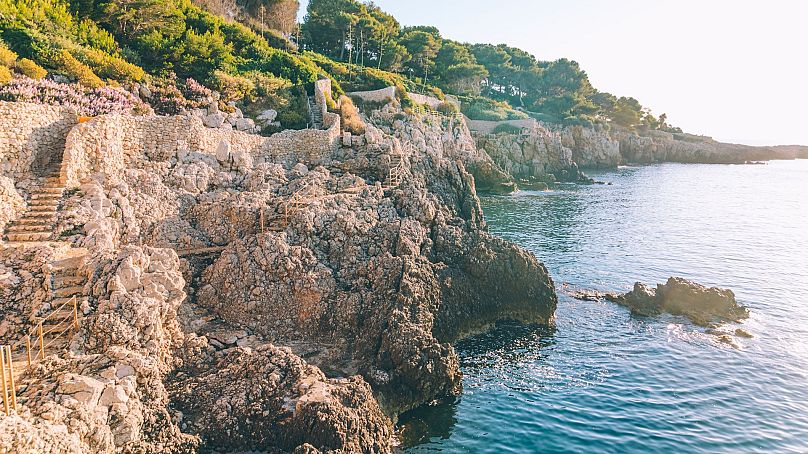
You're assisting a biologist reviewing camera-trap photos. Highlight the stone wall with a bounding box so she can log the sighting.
[61,112,342,187]
[464,117,546,135]
[59,79,341,187]
[408,92,445,109]
[0,101,78,181]
[348,87,397,104]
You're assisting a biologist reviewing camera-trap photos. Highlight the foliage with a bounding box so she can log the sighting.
[0,41,17,67]
[339,94,364,134]
[435,101,458,116]
[460,96,527,121]
[59,49,104,87]
[211,69,254,102]
[492,123,523,135]
[0,75,149,115]
[15,57,47,78]
[0,65,11,84]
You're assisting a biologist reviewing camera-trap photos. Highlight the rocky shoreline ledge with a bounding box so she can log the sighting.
[0,88,794,452]
[0,97,556,453]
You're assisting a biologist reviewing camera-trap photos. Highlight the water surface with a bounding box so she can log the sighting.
[402,160,808,453]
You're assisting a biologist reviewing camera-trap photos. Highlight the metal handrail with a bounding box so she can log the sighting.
[1,295,81,415]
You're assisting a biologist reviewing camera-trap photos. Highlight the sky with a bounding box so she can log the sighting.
[299,0,808,146]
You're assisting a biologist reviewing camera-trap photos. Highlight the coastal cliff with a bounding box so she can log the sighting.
[0,99,556,453]
[466,117,808,185]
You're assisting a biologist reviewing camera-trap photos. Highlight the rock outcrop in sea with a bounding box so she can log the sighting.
[606,277,750,327]
[0,94,557,453]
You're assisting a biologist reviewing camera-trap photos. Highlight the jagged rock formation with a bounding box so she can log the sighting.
[606,277,750,327]
[474,122,589,183]
[0,97,557,452]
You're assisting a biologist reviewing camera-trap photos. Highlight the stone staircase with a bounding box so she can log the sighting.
[308,95,323,130]
[42,252,88,338]
[3,168,64,243]
[386,153,405,188]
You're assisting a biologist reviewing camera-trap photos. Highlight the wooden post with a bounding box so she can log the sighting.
[0,346,8,416]
[26,337,31,367]
[260,209,265,234]
[6,346,15,411]
[72,297,79,330]
[38,322,44,360]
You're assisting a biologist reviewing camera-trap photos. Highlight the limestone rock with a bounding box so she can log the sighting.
[606,277,750,327]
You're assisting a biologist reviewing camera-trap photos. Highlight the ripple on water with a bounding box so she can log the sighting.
[402,161,808,453]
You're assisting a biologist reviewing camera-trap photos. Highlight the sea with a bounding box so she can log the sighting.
[401,159,808,453]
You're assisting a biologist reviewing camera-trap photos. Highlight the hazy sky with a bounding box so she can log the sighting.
[299,0,807,145]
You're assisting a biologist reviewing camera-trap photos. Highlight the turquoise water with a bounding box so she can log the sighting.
[402,160,808,453]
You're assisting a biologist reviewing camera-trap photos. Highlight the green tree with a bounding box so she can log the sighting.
[400,29,440,81]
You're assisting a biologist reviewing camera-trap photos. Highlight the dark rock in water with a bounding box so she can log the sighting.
[606,277,750,327]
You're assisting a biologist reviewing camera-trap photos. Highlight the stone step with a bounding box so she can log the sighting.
[31,193,62,200]
[4,232,52,242]
[38,187,65,195]
[25,210,58,217]
[6,224,52,233]
[12,217,55,226]
[51,256,87,270]
[29,205,58,212]
[53,285,84,298]
[53,274,85,287]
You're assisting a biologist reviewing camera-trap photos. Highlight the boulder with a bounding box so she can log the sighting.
[606,277,750,326]
[257,109,278,124]
[203,113,225,128]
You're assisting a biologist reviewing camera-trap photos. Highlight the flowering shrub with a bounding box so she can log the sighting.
[181,77,215,108]
[0,76,150,116]
[144,78,188,115]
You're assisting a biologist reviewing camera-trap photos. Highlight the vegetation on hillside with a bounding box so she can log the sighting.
[0,0,682,133]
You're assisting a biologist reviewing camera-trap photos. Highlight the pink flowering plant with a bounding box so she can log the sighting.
[0,76,151,116]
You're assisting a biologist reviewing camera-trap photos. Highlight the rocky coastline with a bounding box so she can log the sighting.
[0,98,556,453]
[469,118,808,189]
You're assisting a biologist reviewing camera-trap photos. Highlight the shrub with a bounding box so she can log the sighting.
[0,43,17,67]
[181,77,215,108]
[15,58,47,79]
[0,66,12,85]
[492,123,523,135]
[436,101,459,116]
[211,70,254,103]
[145,78,190,115]
[59,50,103,88]
[0,76,150,115]
[339,95,366,135]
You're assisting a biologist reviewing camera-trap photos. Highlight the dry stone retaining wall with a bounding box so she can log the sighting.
[464,117,542,135]
[0,101,78,181]
[348,87,397,104]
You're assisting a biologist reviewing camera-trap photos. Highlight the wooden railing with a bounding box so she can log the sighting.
[1,295,80,416]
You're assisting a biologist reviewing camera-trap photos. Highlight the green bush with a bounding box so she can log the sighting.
[436,101,459,115]
[0,43,17,67]
[15,58,47,79]
[59,49,103,88]
[492,123,523,135]
[211,70,255,103]
[70,46,145,82]
[339,95,366,134]
[0,65,12,84]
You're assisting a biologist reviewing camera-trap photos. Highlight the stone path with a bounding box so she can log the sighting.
[3,167,64,243]
[308,95,323,129]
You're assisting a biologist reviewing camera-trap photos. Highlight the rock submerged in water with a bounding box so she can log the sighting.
[605,277,749,327]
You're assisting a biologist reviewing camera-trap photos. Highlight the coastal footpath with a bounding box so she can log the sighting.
[0,91,556,453]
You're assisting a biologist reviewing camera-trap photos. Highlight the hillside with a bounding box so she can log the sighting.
[0,0,685,137]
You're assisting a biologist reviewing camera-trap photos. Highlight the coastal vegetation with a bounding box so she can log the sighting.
[0,0,682,133]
